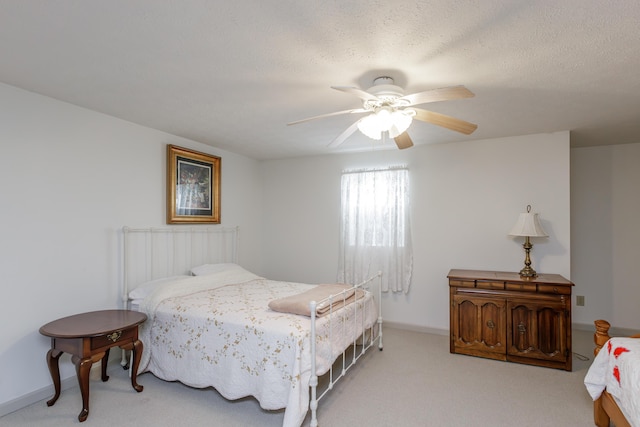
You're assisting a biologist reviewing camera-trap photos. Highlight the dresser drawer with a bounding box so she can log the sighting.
[537,284,571,295]
[476,280,504,290]
[505,282,537,292]
[91,327,136,350]
[450,279,475,288]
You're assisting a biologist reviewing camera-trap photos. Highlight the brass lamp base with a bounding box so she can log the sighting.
[519,236,538,278]
[519,265,537,278]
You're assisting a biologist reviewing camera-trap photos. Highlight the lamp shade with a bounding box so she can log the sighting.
[508,211,548,237]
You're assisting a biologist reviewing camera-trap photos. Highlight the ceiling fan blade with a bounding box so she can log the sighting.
[394,132,414,149]
[331,86,380,102]
[287,108,367,126]
[412,108,478,135]
[399,85,475,106]
[328,120,360,148]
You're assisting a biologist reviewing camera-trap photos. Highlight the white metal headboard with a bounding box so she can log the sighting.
[122,226,239,305]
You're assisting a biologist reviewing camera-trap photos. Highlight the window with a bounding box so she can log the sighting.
[337,167,413,293]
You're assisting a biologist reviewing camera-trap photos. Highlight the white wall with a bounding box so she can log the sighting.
[261,132,571,331]
[571,143,640,330]
[0,83,263,410]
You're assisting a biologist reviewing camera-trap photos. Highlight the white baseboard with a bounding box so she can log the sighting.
[383,321,449,336]
[0,360,116,417]
[572,322,595,332]
[385,321,636,338]
[0,375,76,417]
[573,321,639,337]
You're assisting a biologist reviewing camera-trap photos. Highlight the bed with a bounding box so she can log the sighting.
[121,226,383,427]
[584,319,640,427]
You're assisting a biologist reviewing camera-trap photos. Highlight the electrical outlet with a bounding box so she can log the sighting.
[576,295,585,306]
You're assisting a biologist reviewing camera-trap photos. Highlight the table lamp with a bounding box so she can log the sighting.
[508,205,548,277]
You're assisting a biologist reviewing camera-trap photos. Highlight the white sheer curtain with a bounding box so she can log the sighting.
[337,167,413,293]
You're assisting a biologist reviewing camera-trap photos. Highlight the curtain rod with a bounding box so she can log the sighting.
[342,165,408,174]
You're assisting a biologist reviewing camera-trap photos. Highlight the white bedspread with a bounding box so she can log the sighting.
[136,267,378,427]
[584,337,640,426]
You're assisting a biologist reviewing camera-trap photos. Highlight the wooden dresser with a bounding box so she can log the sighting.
[448,269,573,371]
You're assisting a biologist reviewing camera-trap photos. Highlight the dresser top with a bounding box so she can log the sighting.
[447,269,573,286]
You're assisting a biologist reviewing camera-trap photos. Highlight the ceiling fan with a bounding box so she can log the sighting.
[288,76,478,150]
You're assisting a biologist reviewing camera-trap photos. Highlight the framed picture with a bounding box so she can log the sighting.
[167,145,221,224]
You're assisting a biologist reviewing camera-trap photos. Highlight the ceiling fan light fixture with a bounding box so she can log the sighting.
[358,107,414,140]
[376,107,393,129]
[388,110,413,138]
[357,113,383,140]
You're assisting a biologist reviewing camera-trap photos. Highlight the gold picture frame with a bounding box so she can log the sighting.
[167,145,221,224]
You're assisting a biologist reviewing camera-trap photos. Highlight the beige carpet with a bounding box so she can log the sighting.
[0,327,596,427]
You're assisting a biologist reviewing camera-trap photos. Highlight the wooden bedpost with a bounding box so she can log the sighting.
[593,394,609,427]
[592,320,639,427]
[594,319,611,356]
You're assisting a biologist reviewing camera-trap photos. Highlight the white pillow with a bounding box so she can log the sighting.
[190,263,240,276]
[128,275,191,300]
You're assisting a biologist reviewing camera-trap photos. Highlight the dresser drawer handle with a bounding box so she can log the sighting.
[486,320,495,329]
[107,331,122,342]
[553,287,558,293]
[518,322,527,334]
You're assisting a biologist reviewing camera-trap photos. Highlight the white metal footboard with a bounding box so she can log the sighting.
[308,272,383,427]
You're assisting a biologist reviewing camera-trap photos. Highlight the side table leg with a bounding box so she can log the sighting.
[45,349,63,407]
[130,339,144,392]
[72,355,93,422]
[101,348,111,382]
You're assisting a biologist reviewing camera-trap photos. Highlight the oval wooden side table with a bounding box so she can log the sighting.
[39,309,147,422]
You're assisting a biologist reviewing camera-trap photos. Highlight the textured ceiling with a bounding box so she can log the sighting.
[1,1,639,159]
